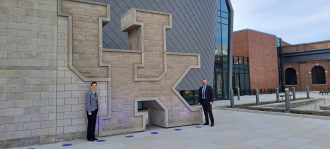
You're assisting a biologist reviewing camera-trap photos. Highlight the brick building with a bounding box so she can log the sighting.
[233,29,279,94]
[233,29,330,93]
[282,40,330,91]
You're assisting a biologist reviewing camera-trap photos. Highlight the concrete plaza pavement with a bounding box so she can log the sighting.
[14,91,330,149]
[215,91,324,107]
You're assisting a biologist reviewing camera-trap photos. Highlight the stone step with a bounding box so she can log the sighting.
[320,105,330,110]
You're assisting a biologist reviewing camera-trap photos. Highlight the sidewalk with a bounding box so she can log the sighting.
[15,92,330,149]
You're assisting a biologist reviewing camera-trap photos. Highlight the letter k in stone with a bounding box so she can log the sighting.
[100,9,203,134]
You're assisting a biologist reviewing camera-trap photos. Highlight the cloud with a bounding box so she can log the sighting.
[231,0,330,44]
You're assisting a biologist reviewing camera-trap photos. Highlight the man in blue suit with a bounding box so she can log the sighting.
[199,79,215,126]
[86,81,99,141]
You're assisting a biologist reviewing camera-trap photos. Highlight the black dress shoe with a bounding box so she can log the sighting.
[203,123,209,125]
[210,124,214,127]
[87,139,94,141]
[93,138,98,141]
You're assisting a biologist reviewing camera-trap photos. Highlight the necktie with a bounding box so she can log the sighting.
[202,86,206,99]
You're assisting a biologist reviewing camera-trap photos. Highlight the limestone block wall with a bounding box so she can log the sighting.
[56,15,108,141]
[0,0,109,147]
[60,0,109,79]
[0,0,58,147]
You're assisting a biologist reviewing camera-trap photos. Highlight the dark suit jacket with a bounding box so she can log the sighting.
[199,85,214,103]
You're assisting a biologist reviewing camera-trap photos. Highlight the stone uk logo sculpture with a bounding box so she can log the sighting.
[59,0,202,135]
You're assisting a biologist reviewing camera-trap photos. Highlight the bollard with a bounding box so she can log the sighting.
[306,86,310,99]
[314,101,317,110]
[292,87,296,100]
[237,87,240,101]
[285,88,290,112]
[276,88,279,103]
[255,88,260,105]
[230,89,234,108]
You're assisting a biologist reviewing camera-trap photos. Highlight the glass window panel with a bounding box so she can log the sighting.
[220,0,228,12]
[221,18,229,24]
[222,57,228,62]
[138,101,142,110]
[221,24,229,53]
[217,16,221,23]
[215,55,222,62]
[285,68,297,85]
[215,23,222,55]
[222,50,228,55]
[215,73,223,97]
[245,73,250,89]
[221,12,229,18]
[240,73,246,90]
[234,57,238,64]
[312,66,326,84]
[238,57,243,64]
[244,57,248,64]
[216,23,222,42]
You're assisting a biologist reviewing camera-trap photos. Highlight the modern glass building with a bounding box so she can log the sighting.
[181,0,234,103]
[214,0,234,100]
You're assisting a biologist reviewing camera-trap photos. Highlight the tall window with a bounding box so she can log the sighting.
[312,66,326,84]
[285,68,297,85]
[232,56,250,95]
[214,0,231,100]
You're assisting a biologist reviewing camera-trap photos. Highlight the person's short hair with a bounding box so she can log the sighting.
[91,81,97,86]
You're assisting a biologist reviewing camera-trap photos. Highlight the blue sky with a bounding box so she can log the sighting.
[231,0,330,44]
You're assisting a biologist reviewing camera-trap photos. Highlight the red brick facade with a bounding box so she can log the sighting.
[282,41,330,91]
[282,41,330,54]
[234,29,330,92]
[233,29,279,90]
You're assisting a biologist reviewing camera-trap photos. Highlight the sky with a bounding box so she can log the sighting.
[231,0,330,44]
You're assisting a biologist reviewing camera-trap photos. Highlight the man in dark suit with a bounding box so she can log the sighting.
[199,79,214,126]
